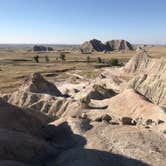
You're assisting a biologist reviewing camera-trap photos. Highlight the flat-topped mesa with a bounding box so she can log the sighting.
[20,72,62,96]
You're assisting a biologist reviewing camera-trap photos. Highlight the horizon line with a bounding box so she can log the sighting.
[0,42,165,45]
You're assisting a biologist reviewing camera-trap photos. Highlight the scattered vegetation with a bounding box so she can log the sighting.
[60,52,66,62]
[56,56,59,61]
[33,55,39,63]
[86,56,91,63]
[96,57,102,63]
[108,58,119,66]
[45,56,49,63]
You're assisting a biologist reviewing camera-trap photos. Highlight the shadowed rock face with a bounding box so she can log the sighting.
[0,98,58,165]
[90,39,106,52]
[0,161,31,166]
[0,98,50,136]
[0,129,57,165]
[80,39,106,53]
[105,40,133,51]
[74,84,117,101]
[51,148,150,166]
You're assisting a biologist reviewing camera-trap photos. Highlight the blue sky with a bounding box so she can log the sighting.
[0,0,166,44]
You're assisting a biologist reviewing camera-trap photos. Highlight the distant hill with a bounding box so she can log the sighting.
[33,45,54,52]
[105,40,133,51]
[80,39,134,53]
[0,44,80,49]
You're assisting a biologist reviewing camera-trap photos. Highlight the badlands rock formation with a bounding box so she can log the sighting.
[80,39,133,53]
[124,51,166,108]
[0,98,49,136]
[4,73,70,118]
[105,40,134,51]
[0,98,58,165]
[0,97,155,166]
[1,52,166,165]
[80,39,106,53]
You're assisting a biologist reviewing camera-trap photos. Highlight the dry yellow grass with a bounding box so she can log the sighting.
[0,46,165,93]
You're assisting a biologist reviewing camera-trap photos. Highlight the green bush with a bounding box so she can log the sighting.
[96,57,102,63]
[33,55,39,63]
[60,52,66,62]
[56,56,59,61]
[45,56,49,63]
[108,58,119,66]
[86,56,90,63]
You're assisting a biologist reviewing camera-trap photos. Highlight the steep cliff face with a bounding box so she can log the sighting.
[130,74,166,108]
[124,51,166,74]
[124,51,166,108]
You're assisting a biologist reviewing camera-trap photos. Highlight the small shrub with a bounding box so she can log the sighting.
[86,56,90,63]
[33,55,39,63]
[108,58,119,66]
[56,56,59,61]
[45,56,49,63]
[59,52,66,62]
[96,57,102,63]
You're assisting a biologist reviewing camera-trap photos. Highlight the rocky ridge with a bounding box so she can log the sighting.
[123,50,166,108]
[80,39,134,53]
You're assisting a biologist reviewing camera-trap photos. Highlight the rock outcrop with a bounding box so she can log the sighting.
[74,84,117,101]
[85,89,166,126]
[123,51,166,108]
[105,40,134,51]
[0,98,58,165]
[130,73,166,108]
[19,72,62,96]
[3,73,82,118]
[0,98,50,136]
[80,39,133,53]
[0,129,57,165]
[33,45,54,52]
[80,39,106,53]
[123,50,166,74]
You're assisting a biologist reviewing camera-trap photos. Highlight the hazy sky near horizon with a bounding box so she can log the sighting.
[0,0,166,44]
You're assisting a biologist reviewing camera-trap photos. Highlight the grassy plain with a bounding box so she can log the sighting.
[0,45,165,93]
